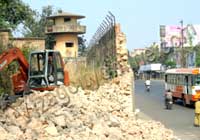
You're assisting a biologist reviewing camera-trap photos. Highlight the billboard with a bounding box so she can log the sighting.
[139,63,163,72]
[160,25,200,47]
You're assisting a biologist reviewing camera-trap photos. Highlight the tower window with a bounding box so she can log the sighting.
[65,42,73,47]
[64,18,71,22]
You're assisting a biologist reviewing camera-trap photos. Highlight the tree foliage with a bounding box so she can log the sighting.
[163,59,176,68]
[23,5,53,37]
[145,44,160,63]
[22,5,55,49]
[128,56,139,71]
[131,45,175,71]
[194,45,200,67]
[78,35,87,56]
[0,0,38,95]
[0,0,34,30]
[0,43,35,95]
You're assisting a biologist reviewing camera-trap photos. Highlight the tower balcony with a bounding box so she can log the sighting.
[45,24,86,34]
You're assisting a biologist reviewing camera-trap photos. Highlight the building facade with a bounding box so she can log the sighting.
[130,48,146,57]
[45,12,86,58]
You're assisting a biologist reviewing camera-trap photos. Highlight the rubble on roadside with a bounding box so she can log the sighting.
[0,72,176,140]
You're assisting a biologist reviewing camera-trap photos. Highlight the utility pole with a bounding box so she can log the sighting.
[180,20,185,67]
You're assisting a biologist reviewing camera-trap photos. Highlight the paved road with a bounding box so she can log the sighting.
[135,80,200,140]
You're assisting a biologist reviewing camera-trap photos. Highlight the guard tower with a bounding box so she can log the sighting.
[45,11,86,58]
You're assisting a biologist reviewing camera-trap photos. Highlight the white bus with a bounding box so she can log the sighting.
[165,68,200,106]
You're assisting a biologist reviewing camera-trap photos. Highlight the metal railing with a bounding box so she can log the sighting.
[45,24,86,34]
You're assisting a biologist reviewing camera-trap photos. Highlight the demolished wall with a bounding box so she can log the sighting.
[0,27,172,138]
[87,25,117,78]
[0,72,176,140]
[115,24,131,76]
[0,23,177,140]
[87,23,131,78]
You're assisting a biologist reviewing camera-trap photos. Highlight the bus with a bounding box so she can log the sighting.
[165,68,200,106]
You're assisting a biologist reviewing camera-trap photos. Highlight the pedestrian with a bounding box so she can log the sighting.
[194,99,200,127]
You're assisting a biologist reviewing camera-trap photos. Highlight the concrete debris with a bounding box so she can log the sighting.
[115,25,131,76]
[44,124,59,136]
[0,71,176,140]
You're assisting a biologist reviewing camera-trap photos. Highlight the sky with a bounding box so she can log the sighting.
[22,0,200,51]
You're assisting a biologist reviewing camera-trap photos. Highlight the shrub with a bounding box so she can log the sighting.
[0,44,36,96]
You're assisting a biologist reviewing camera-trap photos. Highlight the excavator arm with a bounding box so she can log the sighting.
[0,47,29,93]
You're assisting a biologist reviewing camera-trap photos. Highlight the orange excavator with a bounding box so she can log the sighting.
[0,47,69,95]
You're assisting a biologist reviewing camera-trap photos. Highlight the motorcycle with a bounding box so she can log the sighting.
[146,85,150,92]
[165,98,173,109]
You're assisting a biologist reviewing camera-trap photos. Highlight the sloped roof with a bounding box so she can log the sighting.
[47,12,85,19]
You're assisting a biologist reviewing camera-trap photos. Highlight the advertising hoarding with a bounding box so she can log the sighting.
[160,25,200,47]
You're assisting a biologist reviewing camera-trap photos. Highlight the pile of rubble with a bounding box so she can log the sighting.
[0,72,176,140]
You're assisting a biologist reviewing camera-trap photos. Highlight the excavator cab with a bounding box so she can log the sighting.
[28,50,65,90]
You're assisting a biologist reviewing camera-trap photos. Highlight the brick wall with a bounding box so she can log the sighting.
[10,38,45,50]
[87,24,131,77]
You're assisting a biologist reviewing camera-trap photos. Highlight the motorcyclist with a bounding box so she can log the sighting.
[165,89,173,109]
[145,79,151,85]
[145,79,151,91]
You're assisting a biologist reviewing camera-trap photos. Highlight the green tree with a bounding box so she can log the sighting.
[128,56,139,71]
[128,53,145,72]
[22,5,55,49]
[0,43,36,96]
[23,5,53,37]
[78,35,87,56]
[163,59,176,68]
[194,45,200,67]
[0,0,34,30]
[145,43,160,63]
[159,47,174,66]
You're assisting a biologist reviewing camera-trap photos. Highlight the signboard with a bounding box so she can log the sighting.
[139,63,163,72]
[160,25,200,47]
